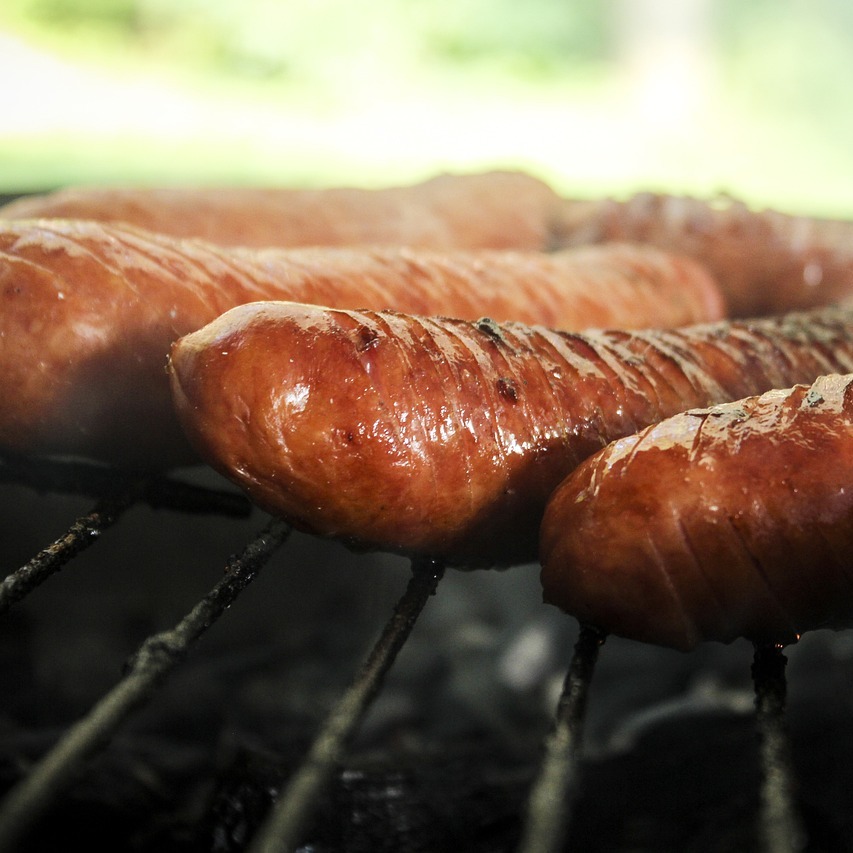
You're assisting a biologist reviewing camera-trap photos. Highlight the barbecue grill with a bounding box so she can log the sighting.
[0,193,849,853]
[1,448,849,853]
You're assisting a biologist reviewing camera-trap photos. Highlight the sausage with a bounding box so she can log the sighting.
[168,303,853,567]
[553,192,853,318]
[0,171,561,250]
[0,220,723,467]
[539,374,853,651]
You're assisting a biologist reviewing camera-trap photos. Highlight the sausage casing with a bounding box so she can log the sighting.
[0,220,722,467]
[168,303,853,567]
[554,192,853,318]
[0,171,560,250]
[540,373,853,651]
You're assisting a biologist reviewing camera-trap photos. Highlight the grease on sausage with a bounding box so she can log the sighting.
[0,220,723,467]
[168,303,853,567]
[539,373,853,651]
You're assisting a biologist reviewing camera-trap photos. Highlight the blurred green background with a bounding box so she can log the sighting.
[1,0,852,214]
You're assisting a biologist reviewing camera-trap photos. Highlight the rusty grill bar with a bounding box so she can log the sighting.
[0,457,817,851]
[0,454,252,614]
[0,514,290,853]
[247,559,444,853]
[0,491,138,615]
[752,644,806,853]
[516,626,605,853]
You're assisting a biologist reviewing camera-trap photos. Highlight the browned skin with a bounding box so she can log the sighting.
[0,171,562,250]
[169,302,853,567]
[539,374,853,651]
[0,220,724,467]
[553,193,853,318]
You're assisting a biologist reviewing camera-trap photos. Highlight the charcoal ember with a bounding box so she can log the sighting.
[0,732,213,852]
[206,739,534,853]
[206,745,291,853]
[316,749,532,853]
[564,710,763,852]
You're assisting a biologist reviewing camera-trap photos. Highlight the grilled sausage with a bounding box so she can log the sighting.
[553,192,853,318]
[0,220,723,467]
[539,374,853,651]
[168,303,853,567]
[0,171,561,250]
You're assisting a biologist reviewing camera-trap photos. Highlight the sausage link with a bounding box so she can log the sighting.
[553,192,853,318]
[0,171,560,250]
[0,220,722,467]
[168,303,853,567]
[539,374,853,650]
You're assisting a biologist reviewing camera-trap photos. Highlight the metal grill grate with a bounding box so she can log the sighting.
[0,453,819,852]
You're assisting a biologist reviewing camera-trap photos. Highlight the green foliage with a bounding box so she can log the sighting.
[415,0,607,69]
[1,0,853,213]
[2,0,141,34]
[0,0,609,80]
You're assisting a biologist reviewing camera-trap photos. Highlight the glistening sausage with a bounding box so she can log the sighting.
[0,171,561,250]
[539,373,853,650]
[0,220,723,467]
[553,192,853,318]
[168,303,853,567]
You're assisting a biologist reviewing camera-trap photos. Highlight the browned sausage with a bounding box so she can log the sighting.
[539,373,853,651]
[168,303,853,567]
[553,192,853,318]
[0,220,723,467]
[0,171,561,250]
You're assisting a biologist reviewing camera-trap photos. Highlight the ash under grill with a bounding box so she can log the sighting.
[1,453,852,852]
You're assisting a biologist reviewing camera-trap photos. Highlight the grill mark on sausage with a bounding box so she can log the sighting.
[172,304,853,567]
[541,371,853,647]
[336,311,415,467]
[620,330,716,410]
[507,326,617,460]
[576,330,644,390]
[10,227,149,303]
[645,531,700,649]
[407,316,475,516]
[443,317,520,467]
[725,513,797,637]
[737,326,801,384]
[94,226,231,306]
[555,330,659,449]
[729,326,813,391]
[679,336,746,398]
[478,323,548,441]
[371,311,434,444]
[686,410,714,464]
[616,422,666,473]
[675,514,730,629]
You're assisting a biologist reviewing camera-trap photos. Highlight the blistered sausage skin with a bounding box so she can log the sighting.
[539,374,853,651]
[168,303,853,567]
[554,192,853,318]
[0,171,561,250]
[0,220,723,467]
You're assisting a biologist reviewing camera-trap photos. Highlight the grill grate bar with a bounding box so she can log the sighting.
[0,489,140,615]
[0,457,253,615]
[516,625,606,853]
[0,516,290,853]
[247,558,445,853]
[0,452,253,517]
[752,643,806,853]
